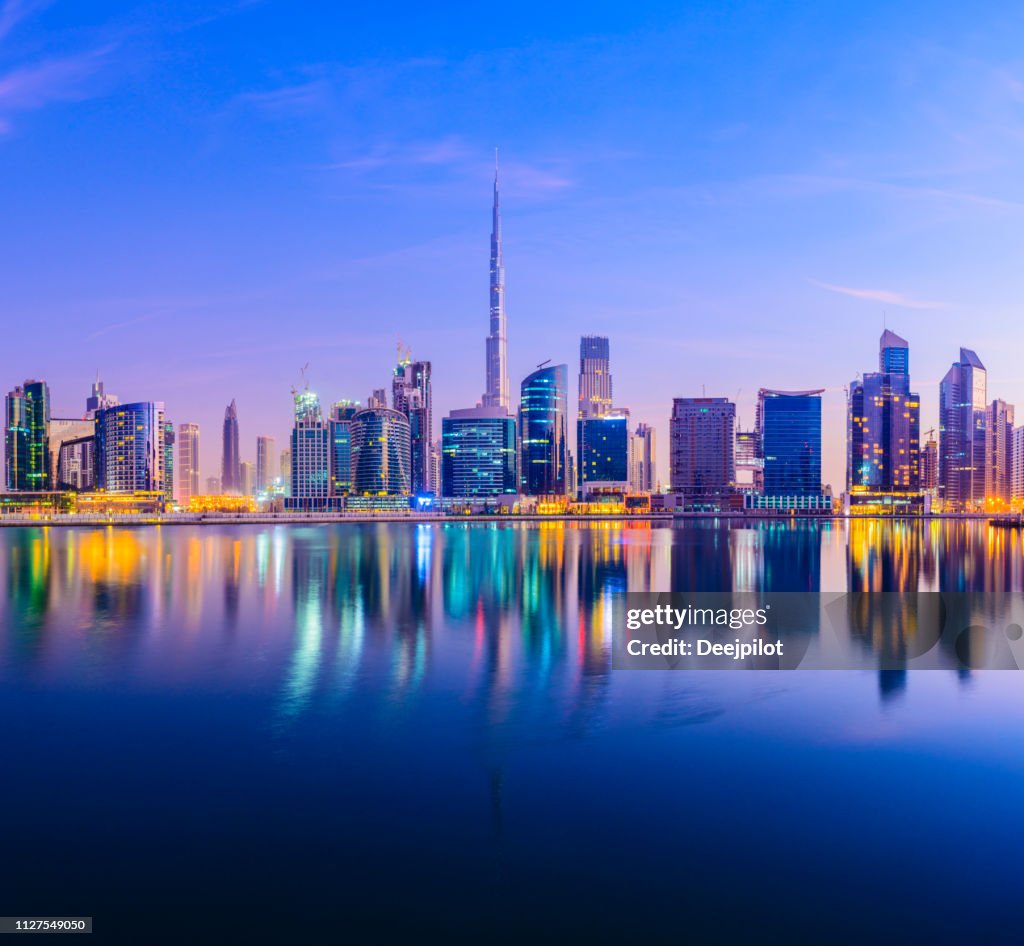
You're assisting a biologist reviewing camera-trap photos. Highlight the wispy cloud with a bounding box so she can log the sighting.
[0,41,120,137]
[810,279,948,310]
[0,0,48,41]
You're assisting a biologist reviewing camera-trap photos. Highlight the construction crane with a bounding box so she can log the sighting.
[290,362,311,399]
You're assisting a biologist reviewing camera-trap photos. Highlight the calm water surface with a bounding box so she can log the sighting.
[2,520,1023,943]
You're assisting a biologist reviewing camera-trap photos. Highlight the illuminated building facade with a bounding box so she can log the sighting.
[939,347,987,511]
[441,406,517,499]
[95,401,166,493]
[734,428,762,493]
[669,397,736,509]
[577,412,630,498]
[1013,426,1024,504]
[5,381,51,492]
[578,335,612,419]
[221,399,241,495]
[758,389,824,497]
[350,408,411,496]
[519,363,568,496]
[177,423,200,504]
[163,422,175,502]
[329,402,358,496]
[286,391,342,510]
[847,330,921,498]
[986,399,1014,504]
[392,359,433,495]
[921,435,938,492]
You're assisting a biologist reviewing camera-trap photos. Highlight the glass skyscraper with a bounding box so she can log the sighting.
[577,413,630,497]
[177,423,200,504]
[5,380,51,492]
[221,399,241,495]
[847,330,921,497]
[256,434,276,494]
[329,402,358,496]
[286,390,341,510]
[441,406,517,499]
[578,335,612,419]
[939,347,987,510]
[392,359,433,495]
[519,363,568,496]
[350,408,411,496]
[95,401,166,493]
[758,389,823,497]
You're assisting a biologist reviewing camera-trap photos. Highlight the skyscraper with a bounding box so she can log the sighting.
[987,399,1014,504]
[5,381,51,492]
[163,422,175,502]
[350,408,411,496]
[286,390,339,510]
[482,155,509,411]
[669,397,736,509]
[177,423,201,504]
[939,348,987,511]
[85,374,119,418]
[847,330,921,497]
[1013,426,1024,504]
[519,363,568,496]
[578,335,612,419]
[441,406,517,499]
[279,448,292,494]
[329,402,358,496]
[95,402,165,493]
[758,389,823,497]
[578,412,630,498]
[630,422,657,493]
[921,435,938,493]
[221,399,241,495]
[48,417,93,489]
[256,435,276,495]
[240,460,255,497]
[392,358,433,495]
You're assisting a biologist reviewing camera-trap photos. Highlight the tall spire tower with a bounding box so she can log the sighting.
[483,150,509,411]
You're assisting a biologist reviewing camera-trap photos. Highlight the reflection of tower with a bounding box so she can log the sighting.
[760,521,821,592]
[670,521,733,591]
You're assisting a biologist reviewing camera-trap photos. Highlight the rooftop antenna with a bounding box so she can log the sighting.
[537,358,551,369]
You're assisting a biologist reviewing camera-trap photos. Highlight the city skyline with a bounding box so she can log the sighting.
[5,2,1024,487]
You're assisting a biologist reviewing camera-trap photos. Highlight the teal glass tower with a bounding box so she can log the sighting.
[519,363,568,496]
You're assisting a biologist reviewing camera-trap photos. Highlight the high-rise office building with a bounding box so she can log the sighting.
[482,155,509,412]
[758,389,824,497]
[163,422,175,502]
[367,389,388,410]
[286,390,337,510]
[921,435,938,493]
[5,380,51,492]
[222,399,241,495]
[519,363,568,496]
[939,348,987,511]
[847,330,920,496]
[577,412,630,498]
[256,435,276,494]
[392,358,433,495]
[441,406,517,499]
[329,402,358,496]
[240,460,255,497]
[177,423,201,504]
[95,402,165,493]
[350,408,411,495]
[578,335,612,419]
[987,399,1014,504]
[630,423,657,493]
[669,397,736,508]
[85,375,119,418]
[1013,426,1024,503]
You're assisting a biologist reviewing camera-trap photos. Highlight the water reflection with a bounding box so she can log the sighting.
[2,520,1024,711]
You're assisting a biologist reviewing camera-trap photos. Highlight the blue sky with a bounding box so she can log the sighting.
[4,0,1024,486]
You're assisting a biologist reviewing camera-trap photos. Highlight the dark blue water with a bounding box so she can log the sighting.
[1,520,1023,943]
